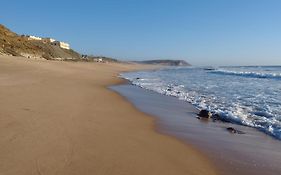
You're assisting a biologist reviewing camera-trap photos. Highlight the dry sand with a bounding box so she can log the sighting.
[0,56,218,175]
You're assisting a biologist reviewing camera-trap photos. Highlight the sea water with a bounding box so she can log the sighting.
[121,66,281,140]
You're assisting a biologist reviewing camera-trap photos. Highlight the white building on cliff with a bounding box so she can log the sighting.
[52,41,70,50]
[27,35,42,41]
[42,38,55,43]
[25,34,70,50]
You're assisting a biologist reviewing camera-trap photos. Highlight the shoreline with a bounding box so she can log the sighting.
[0,56,218,175]
[111,82,281,175]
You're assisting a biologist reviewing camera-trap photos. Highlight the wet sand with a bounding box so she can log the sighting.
[111,84,281,175]
[0,56,217,175]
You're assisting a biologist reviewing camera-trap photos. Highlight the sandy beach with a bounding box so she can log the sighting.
[112,84,281,175]
[0,56,217,175]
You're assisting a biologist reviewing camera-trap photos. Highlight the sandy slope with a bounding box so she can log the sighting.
[0,56,217,175]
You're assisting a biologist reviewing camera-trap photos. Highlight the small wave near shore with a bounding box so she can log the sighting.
[121,66,281,140]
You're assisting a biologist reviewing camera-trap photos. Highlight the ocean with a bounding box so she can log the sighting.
[121,66,281,140]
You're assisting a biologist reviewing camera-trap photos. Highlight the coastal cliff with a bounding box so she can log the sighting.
[1,24,191,65]
[0,24,80,60]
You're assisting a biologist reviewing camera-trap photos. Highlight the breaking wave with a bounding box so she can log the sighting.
[209,69,281,80]
[121,66,281,140]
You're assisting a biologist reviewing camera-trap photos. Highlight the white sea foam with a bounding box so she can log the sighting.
[121,66,281,140]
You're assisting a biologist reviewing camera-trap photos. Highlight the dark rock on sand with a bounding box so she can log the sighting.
[198,110,211,118]
[227,127,237,133]
[226,127,245,134]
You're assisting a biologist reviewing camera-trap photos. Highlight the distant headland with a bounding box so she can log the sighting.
[136,59,191,66]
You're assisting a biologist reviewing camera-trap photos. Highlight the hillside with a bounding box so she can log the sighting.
[0,24,191,65]
[0,24,81,60]
[137,59,191,66]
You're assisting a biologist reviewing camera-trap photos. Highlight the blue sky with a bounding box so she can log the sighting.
[1,0,281,66]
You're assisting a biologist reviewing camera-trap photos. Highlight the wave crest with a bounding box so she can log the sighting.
[209,69,281,79]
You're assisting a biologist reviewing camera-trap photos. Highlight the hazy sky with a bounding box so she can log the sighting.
[1,0,281,66]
